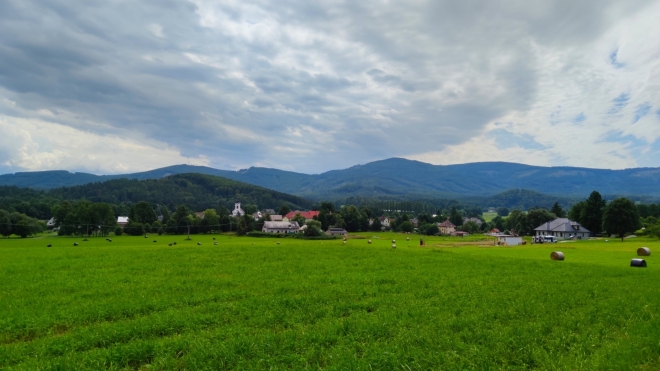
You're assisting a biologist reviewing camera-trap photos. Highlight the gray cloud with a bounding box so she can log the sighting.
[0,0,659,174]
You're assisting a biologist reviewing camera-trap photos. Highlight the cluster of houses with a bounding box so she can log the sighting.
[114,200,593,241]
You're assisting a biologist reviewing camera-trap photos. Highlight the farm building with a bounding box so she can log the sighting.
[451,231,469,237]
[262,221,300,234]
[534,218,590,240]
[438,219,456,235]
[117,216,129,228]
[326,228,348,236]
[494,234,523,246]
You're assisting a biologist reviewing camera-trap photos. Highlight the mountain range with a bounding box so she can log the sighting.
[1,158,659,199]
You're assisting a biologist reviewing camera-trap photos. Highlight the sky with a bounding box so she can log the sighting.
[1,0,659,175]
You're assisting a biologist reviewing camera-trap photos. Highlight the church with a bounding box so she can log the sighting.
[231,201,245,217]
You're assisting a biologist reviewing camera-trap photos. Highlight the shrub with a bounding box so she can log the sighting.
[115,227,123,236]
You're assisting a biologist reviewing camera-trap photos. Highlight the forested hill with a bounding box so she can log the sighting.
[2,158,660,198]
[47,173,312,212]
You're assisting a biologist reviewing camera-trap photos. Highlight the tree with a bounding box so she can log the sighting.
[581,191,606,235]
[0,210,12,238]
[130,201,158,225]
[602,197,641,241]
[399,221,413,233]
[303,220,323,237]
[115,226,123,236]
[370,217,382,232]
[236,214,255,235]
[342,205,362,232]
[449,207,463,227]
[291,213,306,227]
[460,221,480,234]
[421,223,439,236]
[201,209,220,233]
[568,201,585,222]
[526,208,556,235]
[497,207,510,217]
[161,207,171,225]
[551,202,565,218]
[278,204,291,216]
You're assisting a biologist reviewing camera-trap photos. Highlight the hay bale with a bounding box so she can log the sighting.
[406,237,410,241]
[631,258,647,268]
[637,247,651,256]
[214,242,218,245]
[197,242,201,245]
[153,240,157,243]
[391,243,396,249]
[368,240,372,244]
[392,239,396,243]
[168,243,172,246]
[343,241,346,244]
[213,237,216,240]
[47,244,52,247]
[144,235,148,238]
[550,251,564,261]
[277,242,280,245]
[73,243,78,246]
[108,239,112,242]
[173,242,177,245]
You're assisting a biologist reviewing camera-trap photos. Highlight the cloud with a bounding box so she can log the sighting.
[0,0,659,175]
[0,115,209,173]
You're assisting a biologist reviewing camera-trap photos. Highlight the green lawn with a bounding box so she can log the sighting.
[482,212,498,222]
[0,233,659,370]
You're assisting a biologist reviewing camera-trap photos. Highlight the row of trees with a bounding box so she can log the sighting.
[0,209,45,238]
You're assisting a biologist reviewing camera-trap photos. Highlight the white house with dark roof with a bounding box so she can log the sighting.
[534,218,590,240]
[262,221,300,234]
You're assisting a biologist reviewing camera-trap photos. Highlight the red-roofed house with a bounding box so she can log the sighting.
[284,211,320,221]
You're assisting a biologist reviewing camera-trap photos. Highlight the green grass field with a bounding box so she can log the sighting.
[1,233,659,370]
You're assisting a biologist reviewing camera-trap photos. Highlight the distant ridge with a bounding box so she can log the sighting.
[1,158,660,198]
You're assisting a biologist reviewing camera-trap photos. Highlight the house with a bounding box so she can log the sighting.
[534,218,591,240]
[262,209,276,215]
[489,228,500,235]
[231,201,245,217]
[493,234,523,246]
[326,228,348,236]
[438,219,456,235]
[262,221,300,234]
[410,218,419,228]
[463,217,483,226]
[451,231,469,237]
[269,215,283,221]
[117,216,129,228]
[378,217,394,227]
[284,211,320,221]
[46,217,56,228]
[195,212,205,219]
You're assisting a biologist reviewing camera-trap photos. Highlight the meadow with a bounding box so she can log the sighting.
[0,232,658,370]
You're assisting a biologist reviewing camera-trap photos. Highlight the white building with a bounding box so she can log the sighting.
[262,221,300,234]
[534,218,591,240]
[494,234,523,246]
[231,201,245,217]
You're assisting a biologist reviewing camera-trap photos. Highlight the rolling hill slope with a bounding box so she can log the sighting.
[2,158,660,198]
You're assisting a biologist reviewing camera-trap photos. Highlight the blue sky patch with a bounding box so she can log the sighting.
[610,49,624,68]
[633,103,652,123]
[609,93,629,114]
[573,113,586,123]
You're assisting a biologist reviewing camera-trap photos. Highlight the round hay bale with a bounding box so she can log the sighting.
[108,239,112,242]
[368,240,372,244]
[343,241,346,244]
[153,240,157,243]
[168,243,172,246]
[47,244,52,247]
[214,242,218,245]
[550,251,565,261]
[73,243,78,246]
[392,239,396,243]
[197,242,201,245]
[637,247,651,256]
[173,242,177,245]
[277,242,280,245]
[631,258,647,268]
[213,237,216,240]
[144,235,148,238]
[83,238,88,241]
[392,243,396,249]
[406,237,410,241]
